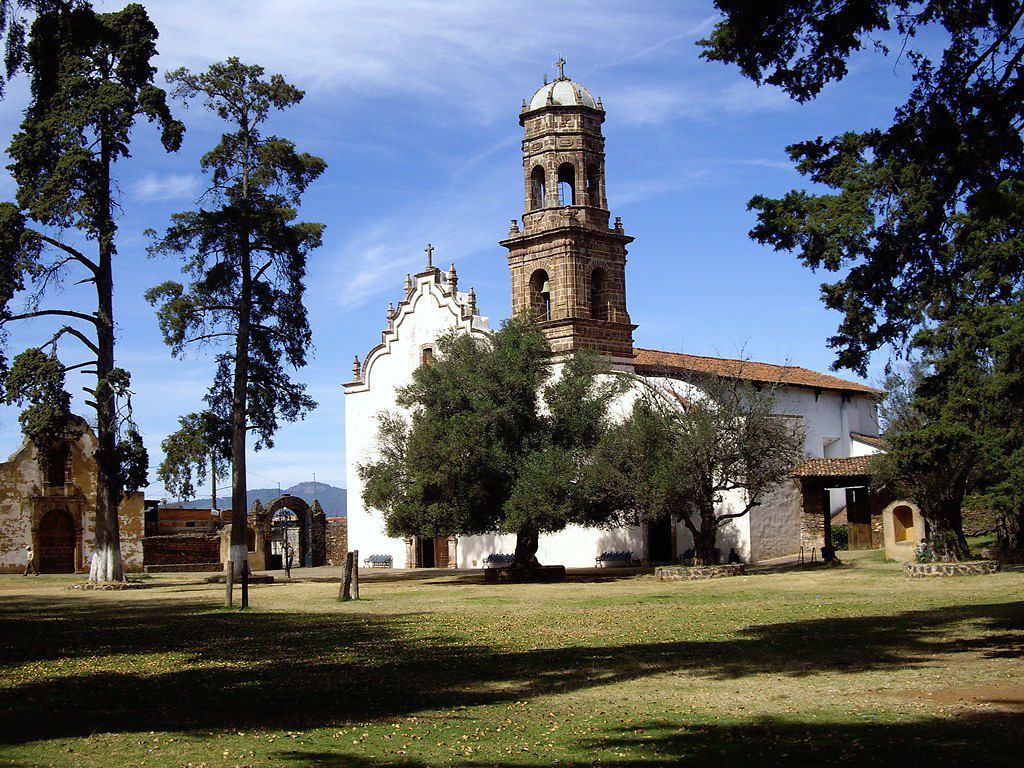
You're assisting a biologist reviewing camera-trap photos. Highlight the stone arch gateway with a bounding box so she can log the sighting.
[264,495,327,568]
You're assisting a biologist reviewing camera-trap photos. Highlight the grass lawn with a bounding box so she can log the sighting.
[1,550,1022,767]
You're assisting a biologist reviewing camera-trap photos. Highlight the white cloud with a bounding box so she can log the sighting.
[136,0,714,123]
[608,79,791,125]
[130,171,200,203]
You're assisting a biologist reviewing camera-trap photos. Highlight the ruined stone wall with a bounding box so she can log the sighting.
[0,431,144,573]
[326,517,348,566]
[143,534,220,567]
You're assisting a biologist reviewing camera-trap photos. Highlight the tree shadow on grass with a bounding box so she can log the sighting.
[273,710,1024,768]
[0,594,1021,744]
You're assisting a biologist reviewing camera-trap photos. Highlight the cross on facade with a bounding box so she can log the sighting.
[554,56,566,80]
[425,243,434,268]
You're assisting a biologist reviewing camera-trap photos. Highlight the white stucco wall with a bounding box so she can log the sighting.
[343,270,883,568]
[344,268,489,568]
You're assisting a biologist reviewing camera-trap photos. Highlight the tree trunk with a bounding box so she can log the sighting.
[228,230,252,595]
[996,511,1023,551]
[692,511,718,566]
[88,141,124,583]
[925,505,972,561]
[509,523,541,573]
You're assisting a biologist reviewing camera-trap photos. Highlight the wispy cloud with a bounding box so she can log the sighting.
[609,79,791,125]
[143,0,713,123]
[323,164,511,312]
[130,171,200,203]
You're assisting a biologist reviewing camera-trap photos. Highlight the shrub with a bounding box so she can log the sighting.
[831,524,849,550]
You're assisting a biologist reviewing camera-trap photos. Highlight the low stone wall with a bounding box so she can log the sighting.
[656,564,745,581]
[982,547,1024,565]
[903,560,1001,578]
[143,533,220,567]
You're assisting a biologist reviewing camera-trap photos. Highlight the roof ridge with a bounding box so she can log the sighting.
[632,346,882,395]
[633,346,800,370]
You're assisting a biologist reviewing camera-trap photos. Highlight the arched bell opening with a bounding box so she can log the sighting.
[530,165,546,209]
[529,269,552,321]
[590,267,609,320]
[557,162,576,206]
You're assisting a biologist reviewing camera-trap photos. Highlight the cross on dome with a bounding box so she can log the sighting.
[554,56,567,80]
[424,243,434,268]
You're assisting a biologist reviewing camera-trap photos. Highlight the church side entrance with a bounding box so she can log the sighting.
[645,516,675,564]
[410,536,452,568]
[38,508,75,573]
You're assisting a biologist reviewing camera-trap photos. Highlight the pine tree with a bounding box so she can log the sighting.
[0,1,182,581]
[147,58,325,603]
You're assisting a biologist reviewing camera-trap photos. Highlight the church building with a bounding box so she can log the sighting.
[344,64,887,569]
[0,420,145,573]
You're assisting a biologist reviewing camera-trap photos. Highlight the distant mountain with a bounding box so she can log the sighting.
[168,481,347,517]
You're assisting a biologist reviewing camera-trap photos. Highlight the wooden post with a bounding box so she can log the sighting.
[340,551,353,601]
[822,488,835,561]
[352,549,360,600]
[225,560,234,607]
[241,560,249,609]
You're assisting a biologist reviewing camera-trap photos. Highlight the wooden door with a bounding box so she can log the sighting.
[38,508,75,573]
[434,537,449,569]
[845,487,873,549]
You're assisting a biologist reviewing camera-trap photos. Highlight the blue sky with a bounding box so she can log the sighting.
[0,1,921,500]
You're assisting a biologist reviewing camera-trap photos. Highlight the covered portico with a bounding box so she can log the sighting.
[793,456,889,559]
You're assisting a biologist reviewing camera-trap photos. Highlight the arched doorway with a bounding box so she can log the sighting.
[38,508,75,573]
[265,495,327,568]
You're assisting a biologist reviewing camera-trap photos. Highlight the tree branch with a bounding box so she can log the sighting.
[3,309,100,328]
[33,233,100,275]
[252,258,275,283]
[63,360,100,373]
[54,325,100,355]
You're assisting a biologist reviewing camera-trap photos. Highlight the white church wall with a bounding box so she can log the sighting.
[345,270,488,569]
[850,436,883,457]
[458,524,646,569]
[749,478,803,562]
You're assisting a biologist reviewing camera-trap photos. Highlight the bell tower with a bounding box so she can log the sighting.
[501,59,635,361]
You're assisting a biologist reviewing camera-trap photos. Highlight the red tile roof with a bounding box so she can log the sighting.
[632,348,883,396]
[791,455,875,478]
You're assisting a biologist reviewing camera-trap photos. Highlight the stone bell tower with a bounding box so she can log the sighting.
[500,58,635,361]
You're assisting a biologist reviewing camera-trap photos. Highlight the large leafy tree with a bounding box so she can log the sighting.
[701,2,1024,559]
[603,375,803,565]
[702,1,1024,374]
[873,306,1024,558]
[147,58,325,597]
[0,2,182,581]
[359,316,624,573]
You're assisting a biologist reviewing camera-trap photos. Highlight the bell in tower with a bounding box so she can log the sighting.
[501,59,635,362]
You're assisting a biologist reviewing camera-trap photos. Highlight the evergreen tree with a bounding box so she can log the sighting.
[701,2,1024,560]
[701,1,1024,374]
[359,316,624,574]
[0,2,182,581]
[146,58,325,601]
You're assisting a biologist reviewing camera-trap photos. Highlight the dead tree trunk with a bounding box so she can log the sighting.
[340,551,354,601]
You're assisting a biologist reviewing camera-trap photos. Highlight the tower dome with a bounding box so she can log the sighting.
[526,58,599,111]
